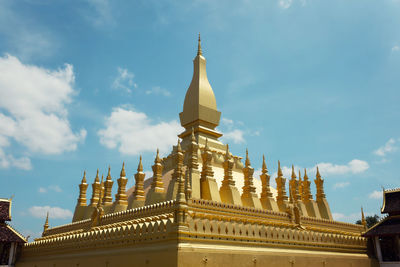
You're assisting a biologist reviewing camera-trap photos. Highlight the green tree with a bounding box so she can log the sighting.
[355,214,380,228]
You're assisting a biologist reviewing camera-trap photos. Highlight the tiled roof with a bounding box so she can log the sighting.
[362,216,400,237]
[0,223,26,243]
[382,190,400,215]
[0,199,11,221]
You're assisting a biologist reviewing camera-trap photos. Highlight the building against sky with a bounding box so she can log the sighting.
[16,38,376,267]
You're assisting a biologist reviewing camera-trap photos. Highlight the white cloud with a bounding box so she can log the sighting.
[392,45,400,52]
[0,55,86,169]
[28,206,72,219]
[315,159,369,175]
[374,138,398,157]
[369,190,383,199]
[145,86,171,97]
[223,129,245,144]
[98,107,182,155]
[270,159,369,179]
[221,118,234,126]
[278,0,293,9]
[39,185,62,193]
[112,67,136,93]
[38,187,47,193]
[333,182,350,189]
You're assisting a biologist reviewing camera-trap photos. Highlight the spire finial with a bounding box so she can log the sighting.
[120,162,126,177]
[205,138,209,149]
[191,127,196,142]
[225,144,230,159]
[303,168,308,180]
[43,211,49,233]
[106,166,111,181]
[82,170,87,183]
[298,170,302,181]
[155,148,161,163]
[138,155,143,172]
[278,160,283,177]
[316,166,321,179]
[197,33,202,56]
[262,154,267,173]
[361,206,367,229]
[245,148,251,167]
[95,169,100,183]
[177,139,182,152]
[291,165,297,179]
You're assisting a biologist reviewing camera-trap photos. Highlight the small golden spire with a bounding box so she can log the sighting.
[97,175,104,208]
[155,148,161,163]
[245,148,251,167]
[177,139,182,152]
[298,170,302,181]
[225,144,230,159]
[106,166,112,181]
[278,160,283,177]
[95,169,100,183]
[120,162,126,177]
[205,138,209,149]
[43,212,49,233]
[303,168,309,180]
[361,206,367,229]
[291,165,296,179]
[197,33,202,56]
[82,170,87,183]
[316,166,321,179]
[262,155,267,173]
[138,156,143,172]
[191,127,196,142]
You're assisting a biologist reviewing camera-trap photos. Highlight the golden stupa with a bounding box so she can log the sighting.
[17,36,377,267]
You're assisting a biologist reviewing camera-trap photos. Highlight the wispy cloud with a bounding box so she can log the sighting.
[112,67,137,93]
[0,55,86,170]
[369,190,383,199]
[333,182,350,189]
[332,212,362,223]
[38,185,62,194]
[223,129,245,144]
[278,0,293,9]
[98,106,182,155]
[145,86,171,97]
[374,138,398,157]
[392,45,400,52]
[28,206,72,219]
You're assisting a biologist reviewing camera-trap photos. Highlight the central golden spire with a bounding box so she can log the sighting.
[179,35,222,142]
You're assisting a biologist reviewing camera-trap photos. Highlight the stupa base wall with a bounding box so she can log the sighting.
[16,241,378,267]
[178,243,379,267]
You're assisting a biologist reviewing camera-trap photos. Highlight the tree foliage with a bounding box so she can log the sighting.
[355,215,380,228]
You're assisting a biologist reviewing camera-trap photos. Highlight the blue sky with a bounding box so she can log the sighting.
[0,0,399,239]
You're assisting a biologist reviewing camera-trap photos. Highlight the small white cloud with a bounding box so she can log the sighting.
[112,67,136,93]
[223,129,245,144]
[145,86,171,97]
[278,0,293,9]
[392,45,400,52]
[98,107,182,155]
[369,190,383,199]
[28,206,72,219]
[38,185,62,193]
[333,182,350,189]
[315,159,369,175]
[221,118,234,126]
[374,138,397,157]
[38,187,47,193]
